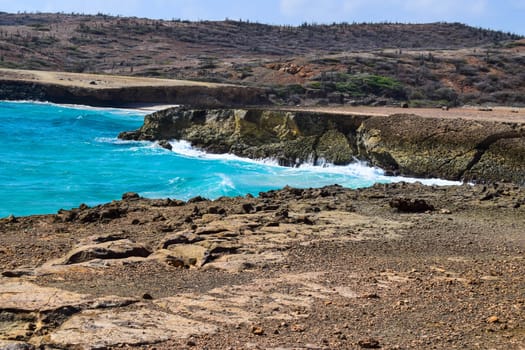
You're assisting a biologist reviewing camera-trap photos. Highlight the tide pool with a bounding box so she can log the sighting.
[0,101,458,217]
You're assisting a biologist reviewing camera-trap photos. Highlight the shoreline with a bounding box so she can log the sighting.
[0,68,269,108]
[1,68,524,123]
[0,80,524,349]
[0,102,463,218]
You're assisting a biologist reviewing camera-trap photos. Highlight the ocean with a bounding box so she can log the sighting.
[0,101,458,217]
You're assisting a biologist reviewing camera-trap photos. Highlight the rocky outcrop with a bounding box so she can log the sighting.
[0,80,269,108]
[119,107,366,167]
[357,115,525,183]
[119,107,525,184]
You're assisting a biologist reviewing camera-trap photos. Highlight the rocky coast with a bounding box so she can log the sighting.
[0,68,268,108]
[120,107,525,184]
[0,80,524,348]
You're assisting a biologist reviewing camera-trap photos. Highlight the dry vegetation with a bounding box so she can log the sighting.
[0,12,524,106]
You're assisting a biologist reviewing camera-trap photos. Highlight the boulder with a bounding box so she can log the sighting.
[157,140,172,150]
[389,198,435,213]
[316,129,353,165]
[59,239,151,265]
[150,244,209,267]
[159,230,203,249]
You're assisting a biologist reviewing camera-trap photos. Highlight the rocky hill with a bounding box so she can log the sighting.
[0,12,524,106]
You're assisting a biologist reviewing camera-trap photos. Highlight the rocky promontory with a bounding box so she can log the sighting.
[119,107,525,184]
[0,69,269,108]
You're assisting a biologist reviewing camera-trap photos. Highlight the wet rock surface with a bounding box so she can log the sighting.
[0,183,524,349]
[119,107,525,183]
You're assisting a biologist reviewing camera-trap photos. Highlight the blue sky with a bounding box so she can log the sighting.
[0,0,523,35]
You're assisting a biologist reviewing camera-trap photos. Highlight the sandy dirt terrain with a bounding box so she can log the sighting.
[0,68,232,89]
[0,183,523,349]
[288,106,525,124]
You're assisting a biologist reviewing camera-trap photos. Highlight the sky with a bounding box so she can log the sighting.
[0,0,523,35]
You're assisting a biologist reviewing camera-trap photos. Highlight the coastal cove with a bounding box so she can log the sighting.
[0,101,460,217]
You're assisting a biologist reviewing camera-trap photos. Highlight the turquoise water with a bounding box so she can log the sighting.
[0,101,457,217]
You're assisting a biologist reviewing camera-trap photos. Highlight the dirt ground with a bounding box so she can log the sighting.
[288,106,525,124]
[0,183,523,349]
[0,68,231,89]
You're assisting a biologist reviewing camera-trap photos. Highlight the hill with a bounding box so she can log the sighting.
[0,12,524,106]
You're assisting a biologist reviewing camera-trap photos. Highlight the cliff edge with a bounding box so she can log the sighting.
[0,68,269,108]
[119,107,525,184]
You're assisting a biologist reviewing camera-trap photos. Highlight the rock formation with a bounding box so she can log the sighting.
[119,107,525,184]
[0,80,269,108]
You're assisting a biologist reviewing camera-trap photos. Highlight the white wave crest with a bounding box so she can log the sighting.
[168,140,281,166]
[167,140,461,187]
[1,100,148,116]
[217,173,235,190]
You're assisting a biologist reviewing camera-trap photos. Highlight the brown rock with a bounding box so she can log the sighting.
[358,338,381,348]
[389,198,434,213]
[0,341,34,350]
[60,239,151,265]
[486,316,500,324]
[251,326,264,335]
[161,244,209,267]
[290,324,306,332]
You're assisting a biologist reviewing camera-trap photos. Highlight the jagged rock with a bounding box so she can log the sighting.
[148,249,186,267]
[122,192,140,200]
[466,136,525,184]
[316,129,354,165]
[159,231,204,249]
[1,268,34,278]
[187,196,208,203]
[357,114,525,181]
[58,239,151,265]
[119,108,525,183]
[358,338,381,348]
[195,223,231,235]
[389,198,435,213]
[119,108,367,169]
[152,244,209,267]
[158,139,172,150]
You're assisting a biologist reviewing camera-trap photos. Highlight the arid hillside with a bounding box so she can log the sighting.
[0,12,524,106]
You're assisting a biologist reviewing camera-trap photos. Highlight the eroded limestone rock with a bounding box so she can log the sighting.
[59,239,151,265]
[119,108,525,183]
[44,308,218,350]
